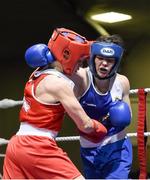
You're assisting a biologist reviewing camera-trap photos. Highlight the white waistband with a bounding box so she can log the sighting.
[80,129,127,148]
[16,122,58,139]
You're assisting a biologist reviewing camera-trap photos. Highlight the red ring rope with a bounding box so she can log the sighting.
[137,88,147,179]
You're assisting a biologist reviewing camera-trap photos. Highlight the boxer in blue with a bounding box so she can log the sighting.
[24,34,133,179]
[74,35,132,179]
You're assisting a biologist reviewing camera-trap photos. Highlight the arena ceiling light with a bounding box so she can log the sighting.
[90,12,132,23]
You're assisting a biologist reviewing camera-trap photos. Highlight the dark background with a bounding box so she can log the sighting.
[0,0,150,178]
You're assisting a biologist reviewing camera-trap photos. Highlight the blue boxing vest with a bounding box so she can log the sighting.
[79,68,124,138]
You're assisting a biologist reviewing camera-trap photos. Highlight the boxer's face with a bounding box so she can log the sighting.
[95,55,115,78]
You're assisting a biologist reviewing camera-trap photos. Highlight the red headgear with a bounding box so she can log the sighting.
[48,28,90,75]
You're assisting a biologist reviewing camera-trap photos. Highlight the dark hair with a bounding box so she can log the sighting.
[96,34,124,48]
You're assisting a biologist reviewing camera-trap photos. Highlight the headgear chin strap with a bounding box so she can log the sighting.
[48,28,90,75]
[89,42,124,79]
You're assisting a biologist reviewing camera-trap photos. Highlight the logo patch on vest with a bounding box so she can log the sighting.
[22,98,30,112]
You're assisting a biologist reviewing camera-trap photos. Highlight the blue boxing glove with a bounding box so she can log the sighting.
[25,44,55,68]
[109,100,131,127]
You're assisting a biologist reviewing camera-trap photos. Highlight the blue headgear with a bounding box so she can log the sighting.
[89,42,124,79]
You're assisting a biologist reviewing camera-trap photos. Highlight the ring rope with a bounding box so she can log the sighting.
[0,132,150,145]
[0,132,150,159]
[0,88,150,109]
[137,89,148,179]
[0,99,23,109]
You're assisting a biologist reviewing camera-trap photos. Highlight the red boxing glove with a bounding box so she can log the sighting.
[79,119,107,143]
